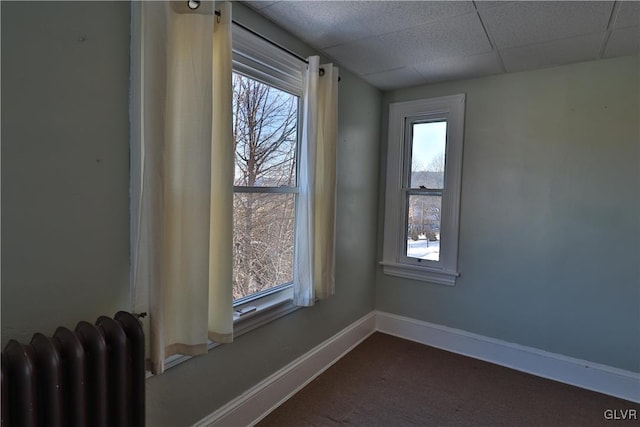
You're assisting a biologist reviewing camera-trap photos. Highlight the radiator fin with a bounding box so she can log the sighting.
[1,312,145,427]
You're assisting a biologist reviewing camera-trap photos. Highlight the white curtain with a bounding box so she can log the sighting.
[293,56,340,306]
[131,1,233,375]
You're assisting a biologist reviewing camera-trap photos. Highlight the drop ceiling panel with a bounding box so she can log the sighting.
[412,51,504,84]
[361,67,427,91]
[370,1,476,38]
[474,1,514,10]
[603,26,640,58]
[374,12,492,65]
[480,1,614,49]
[257,1,475,49]
[256,1,375,49]
[501,33,603,72]
[243,1,279,11]
[613,1,640,29]
[324,11,491,75]
[323,37,407,75]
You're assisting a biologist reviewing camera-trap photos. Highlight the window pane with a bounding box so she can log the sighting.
[406,195,441,261]
[410,121,446,189]
[233,73,298,187]
[233,193,295,300]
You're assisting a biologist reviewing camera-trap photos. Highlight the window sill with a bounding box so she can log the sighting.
[233,286,299,336]
[153,286,300,375]
[380,261,459,286]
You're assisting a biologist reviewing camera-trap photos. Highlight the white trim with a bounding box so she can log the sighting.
[379,261,458,286]
[375,311,640,404]
[381,94,465,285]
[194,312,377,427]
[194,311,639,426]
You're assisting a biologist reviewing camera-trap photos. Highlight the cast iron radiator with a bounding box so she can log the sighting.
[0,311,145,427]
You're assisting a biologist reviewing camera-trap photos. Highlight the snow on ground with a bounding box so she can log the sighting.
[407,238,440,261]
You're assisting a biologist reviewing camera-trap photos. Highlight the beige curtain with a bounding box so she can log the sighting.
[132,1,233,375]
[293,56,339,306]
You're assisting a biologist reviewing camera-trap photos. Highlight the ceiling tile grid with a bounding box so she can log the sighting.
[376,12,493,64]
[255,1,477,49]
[243,0,640,90]
[478,1,614,49]
[325,11,493,76]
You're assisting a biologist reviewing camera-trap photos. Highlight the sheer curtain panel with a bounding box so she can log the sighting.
[131,1,233,375]
[293,56,340,306]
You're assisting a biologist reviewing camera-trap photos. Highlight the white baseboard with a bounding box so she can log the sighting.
[375,311,640,404]
[195,310,639,426]
[194,312,377,427]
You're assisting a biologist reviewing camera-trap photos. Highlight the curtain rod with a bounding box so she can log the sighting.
[205,5,339,80]
[220,12,310,65]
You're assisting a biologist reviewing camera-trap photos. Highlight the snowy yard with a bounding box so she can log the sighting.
[406,238,440,261]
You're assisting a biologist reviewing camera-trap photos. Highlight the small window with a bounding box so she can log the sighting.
[381,95,465,285]
[406,120,446,262]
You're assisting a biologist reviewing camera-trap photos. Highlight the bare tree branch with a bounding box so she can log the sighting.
[232,73,298,298]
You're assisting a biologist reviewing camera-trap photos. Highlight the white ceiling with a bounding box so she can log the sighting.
[244,0,640,90]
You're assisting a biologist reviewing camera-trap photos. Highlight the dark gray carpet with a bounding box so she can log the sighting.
[258,332,639,426]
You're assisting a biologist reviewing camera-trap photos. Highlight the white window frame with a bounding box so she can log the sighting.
[381,94,465,285]
[230,24,305,332]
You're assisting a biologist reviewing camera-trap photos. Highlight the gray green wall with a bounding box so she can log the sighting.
[1,2,381,426]
[377,55,640,373]
[1,1,131,346]
[3,1,637,425]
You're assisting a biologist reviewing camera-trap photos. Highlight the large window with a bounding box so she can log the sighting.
[381,95,465,285]
[230,24,304,327]
[232,72,299,300]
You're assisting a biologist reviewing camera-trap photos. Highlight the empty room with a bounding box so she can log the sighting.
[1,1,639,426]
